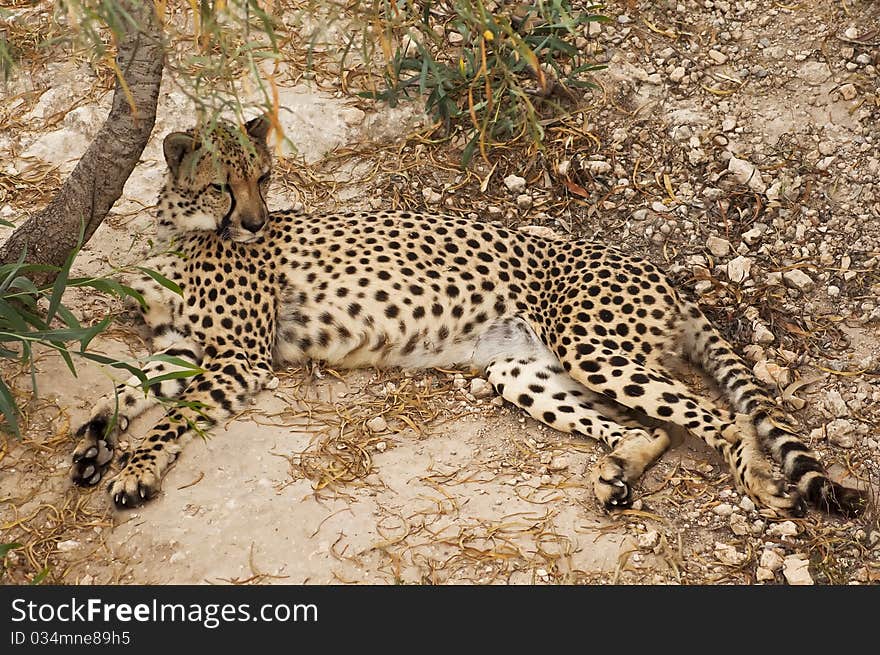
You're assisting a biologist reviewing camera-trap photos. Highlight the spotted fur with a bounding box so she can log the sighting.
[70,116,866,517]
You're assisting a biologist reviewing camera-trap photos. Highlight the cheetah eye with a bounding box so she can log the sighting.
[210,183,227,193]
[258,172,271,185]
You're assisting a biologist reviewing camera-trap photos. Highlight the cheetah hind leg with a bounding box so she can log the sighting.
[476,318,673,509]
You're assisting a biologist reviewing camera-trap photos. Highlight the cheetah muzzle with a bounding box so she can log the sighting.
[70,115,868,518]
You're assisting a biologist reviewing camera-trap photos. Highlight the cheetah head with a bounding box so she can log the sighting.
[161,115,272,243]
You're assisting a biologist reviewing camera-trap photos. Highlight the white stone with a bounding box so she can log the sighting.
[752,323,775,344]
[739,496,756,512]
[726,255,753,283]
[783,555,814,585]
[767,520,798,537]
[824,390,849,417]
[756,566,775,582]
[760,549,784,572]
[548,456,569,471]
[713,503,736,517]
[714,542,747,566]
[783,269,814,291]
[729,513,750,536]
[470,377,493,399]
[670,66,686,83]
[367,416,388,432]
[721,116,737,132]
[837,84,857,100]
[707,236,732,257]
[57,540,80,552]
[753,360,790,386]
[516,194,533,210]
[799,62,831,86]
[727,156,766,192]
[422,187,442,204]
[826,418,855,448]
[585,160,612,175]
[375,441,387,453]
[638,530,660,549]
[503,174,527,193]
[708,49,728,64]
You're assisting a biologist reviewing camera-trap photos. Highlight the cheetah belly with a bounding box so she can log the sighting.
[272,290,504,371]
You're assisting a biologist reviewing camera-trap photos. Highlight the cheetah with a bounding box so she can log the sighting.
[70,115,866,517]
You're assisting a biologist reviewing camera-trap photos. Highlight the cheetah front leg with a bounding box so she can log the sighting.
[70,340,202,487]
[484,355,671,508]
[106,355,274,507]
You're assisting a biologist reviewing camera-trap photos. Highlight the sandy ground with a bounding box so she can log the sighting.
[1,0,879,585]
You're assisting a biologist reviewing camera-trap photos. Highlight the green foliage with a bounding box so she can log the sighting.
[0,245,200,438]
[354,0,607,164]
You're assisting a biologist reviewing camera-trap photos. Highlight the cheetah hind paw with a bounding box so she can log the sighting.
[591,455,633,510]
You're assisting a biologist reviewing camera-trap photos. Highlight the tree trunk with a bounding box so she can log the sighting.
[0,0,164,284]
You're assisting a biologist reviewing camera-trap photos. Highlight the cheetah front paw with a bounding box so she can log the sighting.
[70,415,124,487]
[107,460,161,509]
[590,456,632,510]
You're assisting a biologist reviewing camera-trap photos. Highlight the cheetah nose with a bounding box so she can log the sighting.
[241,215,266,234]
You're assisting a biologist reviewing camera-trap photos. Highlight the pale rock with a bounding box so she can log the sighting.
[57,540,80,552]
[713,503,736,517]
[721,116,737,132]
[783,555,814,585]
[729,513,750,536]
[743,344,766,362]
[519,225,561,239]
[824,390,849,417]
[799,62,831,86]
[782,269,814,291]
[366,416,388,432]
[728,156,766,192]
[726,255,753,283]
[739,496,756,512]
[708,49,728,64]
[585,160,612,175]
[753,360,790,386]
[422,187,442,204]
[839,83,857,100]
[752,323,775,344]
[503,174,527,193]
[470,377,494,399]
[707,236,732,257]
[548,456,569,471]
[638,530,660,549]
[375,441,387,453]
[826,418,855,448]
[756,566,776,582]
[714,542,747,566]
[760,549,785,572]
[516,194,533,210]
[767,520,798,537]
[670,66,686,83]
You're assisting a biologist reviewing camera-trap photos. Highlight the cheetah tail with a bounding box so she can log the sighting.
[679,301,868,517]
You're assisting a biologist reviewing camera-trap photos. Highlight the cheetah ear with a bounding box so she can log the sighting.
[245,114,271,143]
[163,132,198,178]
